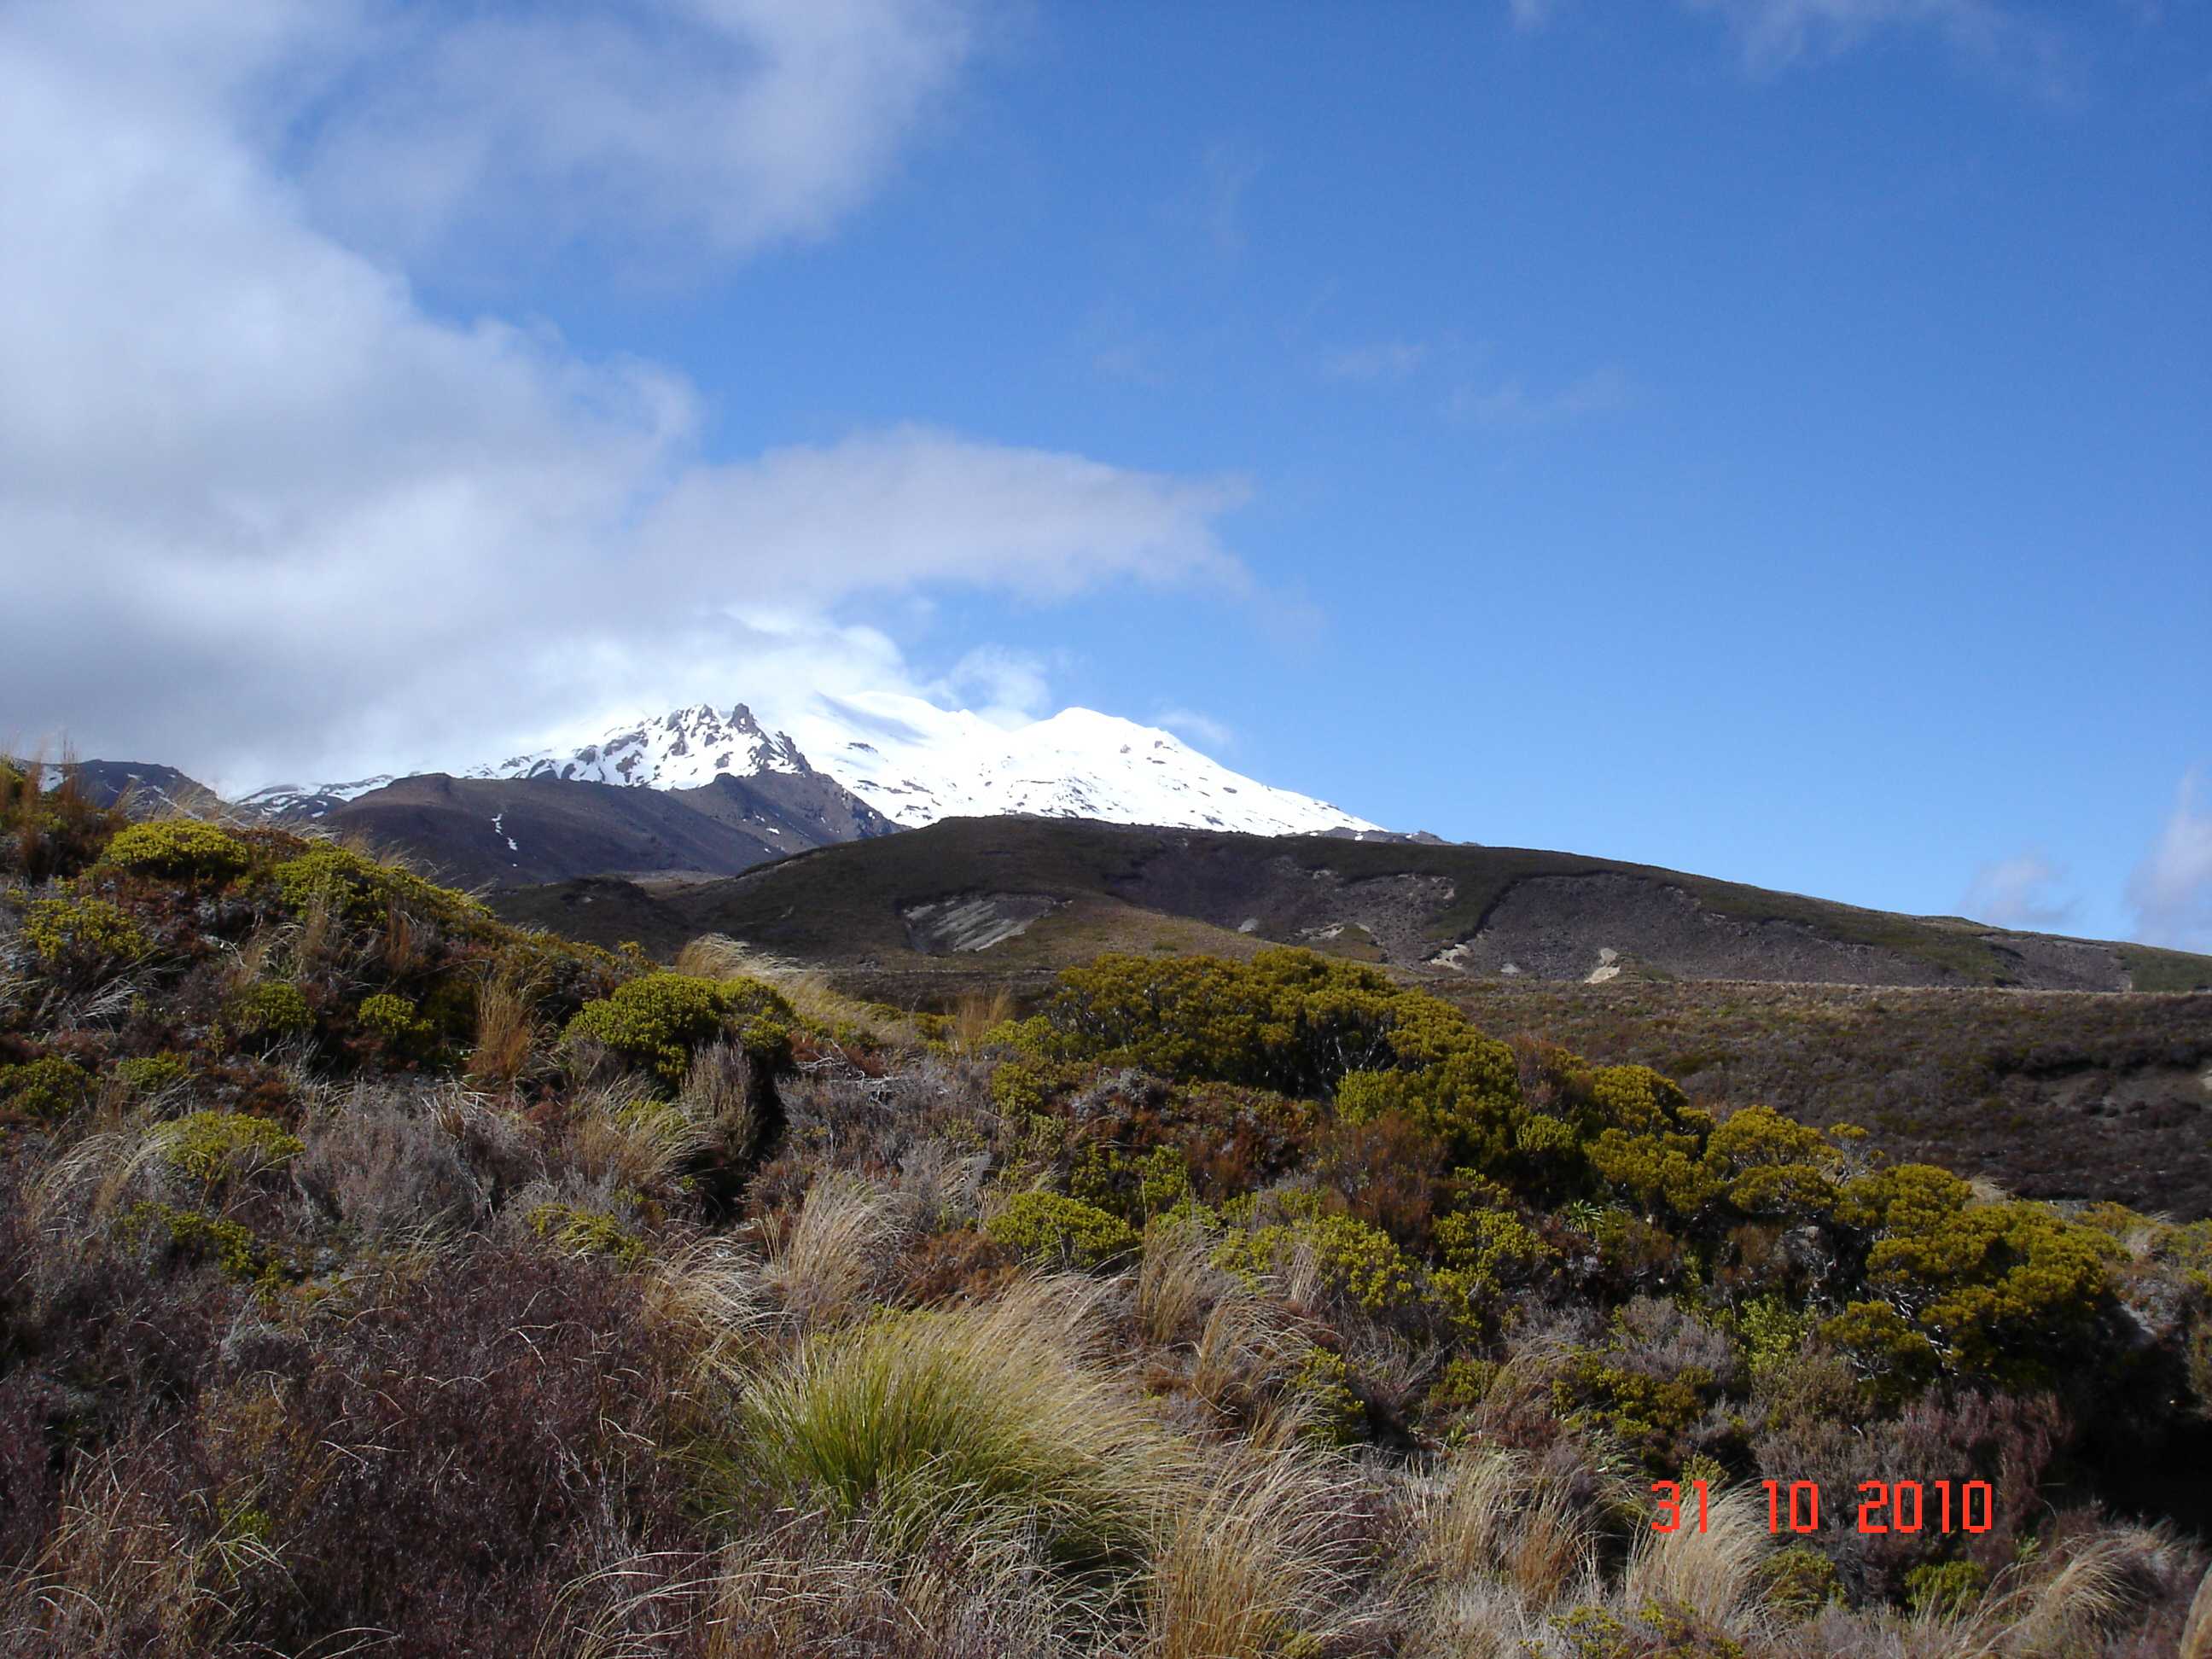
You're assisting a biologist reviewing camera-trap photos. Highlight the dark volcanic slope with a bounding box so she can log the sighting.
[585,816,2211,992]
[323,773,787,889]
[667,771,900,851]
[34,760,225,819]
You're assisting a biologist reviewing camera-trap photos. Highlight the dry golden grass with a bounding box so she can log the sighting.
[468,968,539,1086]
[1135,1213,1230,1346]
[950,985,1016,1051]
[0,1453,271,1656]
[1407,1447,1599,1615]
[740,1276,1185,1573]
[1622,1481,1770,1624]
[568,1084,715,1196]
[760,1173,913,1328]
[2183,1559,2212,1659]
[1144,1449,1360,1659]
[1934,1524,2165,1657]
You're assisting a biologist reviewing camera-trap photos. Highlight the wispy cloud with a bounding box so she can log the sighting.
[1959,851,2077,929]
[1682,0,2063,86]
[1190,137,1262,259]
[932,645,1054,727]
[1155,707,1235,749]
[1318,341,1429,383]
[1450,365,1631,428]
[2128,769,2212,952]
[292,0,980,271]
[1513,0,2064,88]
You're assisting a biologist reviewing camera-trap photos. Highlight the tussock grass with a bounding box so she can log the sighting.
[738,1277,1183,1570]
[678,932,909,1046]
[1137,1213,1231,1346]
[469,965,539,1086]
[1407,1448,1600,1615]
[569,1081,715,1196]
[761,1173,913,1328]
[1144,1449,1363,1659]
[0,1454,272,1656]
[1622,1480,1771,1624]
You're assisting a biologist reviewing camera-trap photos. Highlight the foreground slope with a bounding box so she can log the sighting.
[3,768,2208,1654]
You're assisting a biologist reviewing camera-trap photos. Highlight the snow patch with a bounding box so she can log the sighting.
[902,894,1062,954]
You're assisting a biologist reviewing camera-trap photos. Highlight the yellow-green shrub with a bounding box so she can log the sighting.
[114,1052,189,1092]
[230,981,313,1043]
[561,972,793,1089]
[0,1055,93,1121]
[271,844,486,929]
[1825,1164,2121,1385]
[154,1111,306,1183]
[101,819,252,882]
[524,1201,647,1266]
[21,894,148,977]
[1214,1207,1419,1313]
[986,1191,1140,1269]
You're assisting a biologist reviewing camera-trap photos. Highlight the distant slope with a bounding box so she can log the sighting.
[321,774,788,888]
[547,816,2212,992]
[45,760,225,819]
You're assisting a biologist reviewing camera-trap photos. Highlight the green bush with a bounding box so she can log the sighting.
[1827,1164,2120,1385]
[20,894,148,980]
[154,1111,306,1183]
[1553,1350,1716,1473]
[1214,1205,1419,1313]
[1433,1205,1557,1330]
[524,1201,647,1266]
[357,992,434,1055]
[101,820,252,882]
[1042,947,1517,1107]
[121,1201,282,1292]
[986,1191,1140,1269]
[0,1055,93,1121]
[1703,1104,1841,1218]
[271,844,487,930]
[114,1052,190,1093]
[561,973,794,1089]
[1904,1559,1986,1618]
[1758,1544,1844,1617]
[230,981,313,1044]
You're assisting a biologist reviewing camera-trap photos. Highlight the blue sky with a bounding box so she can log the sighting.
[2,1,2206,946]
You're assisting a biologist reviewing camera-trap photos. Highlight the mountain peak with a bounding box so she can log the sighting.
[246,692,1386,839]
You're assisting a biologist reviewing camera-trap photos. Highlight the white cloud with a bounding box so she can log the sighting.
[289,0,979,269]
[934,646,1056,727]
[0,1,1249,791]
[1959,851,2077,929]
[1155,707,1235,750]
[1509,0,1567,28]
[1319,341,1429,383]
[2128,770,2212,952]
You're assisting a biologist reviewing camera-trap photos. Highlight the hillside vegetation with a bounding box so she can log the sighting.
[526,816,2212,992]
[3,760,2209,1656]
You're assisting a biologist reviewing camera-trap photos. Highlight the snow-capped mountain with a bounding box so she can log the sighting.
[469,695,1382,837]
[232,775,396,821]
[468,703,806,789]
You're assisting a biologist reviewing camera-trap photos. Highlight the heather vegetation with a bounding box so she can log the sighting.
[2,762,2208,1656]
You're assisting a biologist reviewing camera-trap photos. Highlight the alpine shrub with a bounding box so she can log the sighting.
[101,819,253,883]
